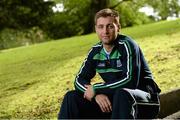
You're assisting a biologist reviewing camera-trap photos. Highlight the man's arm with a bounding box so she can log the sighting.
[84,84,112,113]
[137,48,161,94]
[74,48,96,93]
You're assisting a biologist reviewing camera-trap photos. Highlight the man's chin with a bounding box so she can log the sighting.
[102,41,114,45]
[100,39,111,44]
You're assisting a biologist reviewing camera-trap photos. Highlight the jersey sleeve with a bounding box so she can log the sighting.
[137,48,161,94]
[74,49,96,93]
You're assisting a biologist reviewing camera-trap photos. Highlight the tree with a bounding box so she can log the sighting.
[0,0,54,49]
[146,0,180,20]
[114,0,152,27]
[169,0,180,17]
[0,0,55,30]
[86,0,110,33]
[1,0,179,42]
[50,0,136,38]
[84,0,133,33]
[43,0,92,38]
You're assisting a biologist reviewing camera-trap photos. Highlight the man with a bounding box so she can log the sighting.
[58,8,161,119]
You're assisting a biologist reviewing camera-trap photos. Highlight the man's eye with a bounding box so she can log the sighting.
[108,25,114,29]
[97,25,103,29]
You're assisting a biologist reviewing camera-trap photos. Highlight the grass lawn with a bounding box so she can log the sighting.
[0,19,180,119]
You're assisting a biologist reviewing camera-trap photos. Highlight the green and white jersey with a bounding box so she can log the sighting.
[74,34,161,95]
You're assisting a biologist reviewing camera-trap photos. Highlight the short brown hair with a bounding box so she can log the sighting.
[95,8,120,26]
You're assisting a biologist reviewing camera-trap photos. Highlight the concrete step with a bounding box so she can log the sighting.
[158,88,180,118]
[163,110,180,119]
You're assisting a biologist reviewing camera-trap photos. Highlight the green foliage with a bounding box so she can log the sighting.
[44,12,85,39]
[116,1,153,27]
[146,0,180,20]
[43,0,92,39]
[43,0,180,39]
[0,27,50,50]
[48,0,180,38]
[0,0,55,29]
[170,0,180,17]
[1,0,180,40]
[0,0,55,49]
[45,0,151,39]
[0,19,180,119]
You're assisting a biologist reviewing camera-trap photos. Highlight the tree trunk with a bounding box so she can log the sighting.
[83,0,110,34]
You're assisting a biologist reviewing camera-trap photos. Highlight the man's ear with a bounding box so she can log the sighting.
[116,24,120,32]
[117,24,121,32]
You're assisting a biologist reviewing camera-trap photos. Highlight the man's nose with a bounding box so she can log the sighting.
[103,27,109,34]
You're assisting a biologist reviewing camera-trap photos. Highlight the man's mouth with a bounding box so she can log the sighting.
[102,36,109,39]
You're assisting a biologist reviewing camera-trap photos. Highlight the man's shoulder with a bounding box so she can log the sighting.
[118,34,139,48]
[92,42,102,48]
[87,42,102,58]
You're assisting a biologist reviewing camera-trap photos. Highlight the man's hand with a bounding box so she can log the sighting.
[95,94,112,113]
[84,85,95,101]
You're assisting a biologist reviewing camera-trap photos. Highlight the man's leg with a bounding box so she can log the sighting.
[58,90,80,119]
[111,88,160,119]
[111,88,136,119]
[123,89,160,119]
[58,90,111,119]
[135,93,160,118]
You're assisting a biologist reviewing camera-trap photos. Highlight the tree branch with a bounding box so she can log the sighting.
[109,0,133,9]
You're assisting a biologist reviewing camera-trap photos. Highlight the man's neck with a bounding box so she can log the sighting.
[103,44,114,53]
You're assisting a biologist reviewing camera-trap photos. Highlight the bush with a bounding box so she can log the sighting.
[0,27,50,50]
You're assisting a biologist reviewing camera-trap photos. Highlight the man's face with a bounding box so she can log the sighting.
[95,16,119,45]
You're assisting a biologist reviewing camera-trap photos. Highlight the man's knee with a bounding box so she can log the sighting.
[60,90,80,111]
[113,88,135,106]
[114,88,132,100]
[63,90,80,101]
[112,89,135,118]
[59,91,80,119]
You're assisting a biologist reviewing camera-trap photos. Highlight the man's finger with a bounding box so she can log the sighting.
[105,97,112,111]
[99,98,112,113]
[96,99,106,112]
[98,96,111,112]
[100,100,108,112]
[102,100,111,112]
[95,94,112,112]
